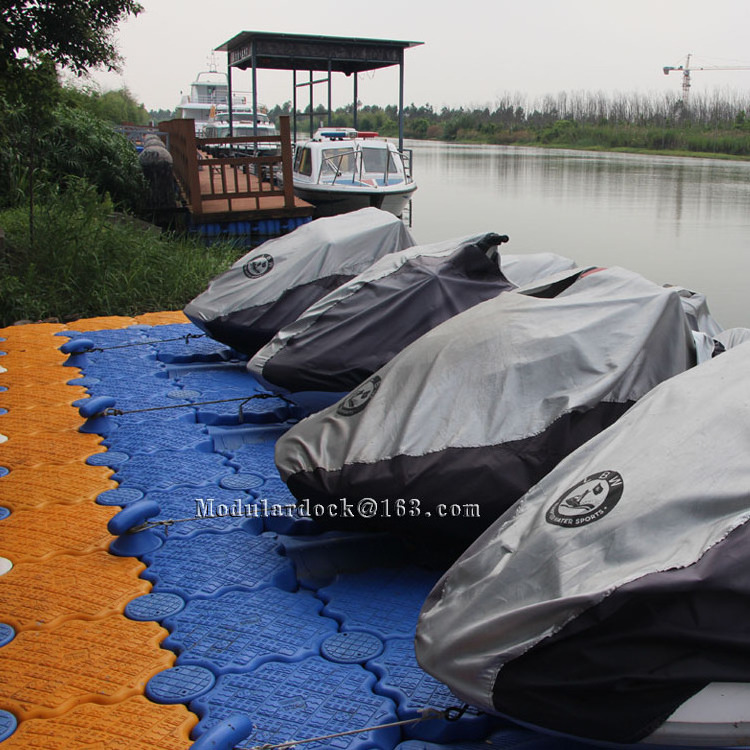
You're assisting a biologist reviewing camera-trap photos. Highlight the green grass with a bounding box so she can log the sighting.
[499,121,750,160]
[435,120,750,160]
[0,180,239,327]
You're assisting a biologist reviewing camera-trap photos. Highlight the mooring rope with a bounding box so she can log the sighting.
[248,706,469,750]
[130,505,299,535]
[86,333,208,352]
[99,392,297,422]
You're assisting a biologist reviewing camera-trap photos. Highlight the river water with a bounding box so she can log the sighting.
[406,141,750,329]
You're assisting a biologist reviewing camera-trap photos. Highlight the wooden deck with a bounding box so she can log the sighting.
[195,154,313,222]
[161,116,314,225]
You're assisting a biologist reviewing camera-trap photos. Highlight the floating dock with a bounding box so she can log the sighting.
[0,317,589,749]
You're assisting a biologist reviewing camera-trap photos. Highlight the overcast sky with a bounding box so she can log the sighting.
[87,0,750,112]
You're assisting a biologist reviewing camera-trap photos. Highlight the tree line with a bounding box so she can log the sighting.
[261,90,750,156]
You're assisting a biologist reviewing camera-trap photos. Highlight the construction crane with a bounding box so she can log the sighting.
[663,54,750,107]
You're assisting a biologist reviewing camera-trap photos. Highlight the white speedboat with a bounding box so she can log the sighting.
[291,128,417,217]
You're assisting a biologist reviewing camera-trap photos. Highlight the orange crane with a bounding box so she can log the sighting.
[663,54,750,107]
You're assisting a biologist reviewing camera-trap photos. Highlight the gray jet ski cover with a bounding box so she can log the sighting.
[499,252,577,287]
[274,266,697,544]
[183,208,415,354]
[248,232,515,393]
[415,340,750,744]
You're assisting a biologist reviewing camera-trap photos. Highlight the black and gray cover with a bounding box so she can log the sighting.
[415,340,750,745]
[499,252,577,287]
[184,208,415,354]
[248,232,514,392]
[275,266,696,542]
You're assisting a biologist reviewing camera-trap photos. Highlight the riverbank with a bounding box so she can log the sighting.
[400,130,750,161]
[526,142,750,161]
[440,121,750,160]
[411,136,750,162]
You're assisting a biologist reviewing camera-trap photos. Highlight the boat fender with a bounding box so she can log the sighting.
[107,499,161,536]
[138,144,173,166]
[60,337,95,354]
[108,499,163,557]
[78,396,116,419]
[190,715,255,750]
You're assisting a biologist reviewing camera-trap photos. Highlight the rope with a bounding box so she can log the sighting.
[88,333,207,352]
[249,706,469,750]
[130,505,299,534]
[100,392,297,423]
[131,514,235,534]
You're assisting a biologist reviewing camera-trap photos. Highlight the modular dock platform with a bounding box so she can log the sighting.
[0,316,589,750]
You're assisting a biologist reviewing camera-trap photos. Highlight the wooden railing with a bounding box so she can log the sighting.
[161,116,296,216]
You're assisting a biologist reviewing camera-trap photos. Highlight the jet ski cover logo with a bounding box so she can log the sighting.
[337,376,381,416]
[243,254,274,278]
[546,470,623,527]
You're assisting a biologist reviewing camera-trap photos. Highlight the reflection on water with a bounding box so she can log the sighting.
[408,142,750,327]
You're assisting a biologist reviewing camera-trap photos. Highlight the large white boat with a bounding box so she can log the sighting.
[176,70,231,136]
[291,128,417,217]
[175,69,254,137]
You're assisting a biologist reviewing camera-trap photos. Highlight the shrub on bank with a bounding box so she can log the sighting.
[43,105,147,212]
[534,119,750,156]
[0,179,238,327]
[0,91,147,213]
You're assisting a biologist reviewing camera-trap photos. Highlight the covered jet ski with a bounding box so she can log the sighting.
[248,232,514,393]
[668,285,723,338]
[184,208,415,354]
[275,266,697,545]
[415,340,750,747]
[499,252,577,287]
[715,327,750,350]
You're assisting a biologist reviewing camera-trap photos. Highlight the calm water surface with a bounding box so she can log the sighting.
[406,141,750,328]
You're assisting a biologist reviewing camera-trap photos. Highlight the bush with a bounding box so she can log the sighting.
[0,93,147,212]
[538,119,579,144]
[41,105,147,211]
[646,128,678,150]
[0,179,239,326]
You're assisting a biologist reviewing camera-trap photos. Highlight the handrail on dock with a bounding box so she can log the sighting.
[161,115,296,216]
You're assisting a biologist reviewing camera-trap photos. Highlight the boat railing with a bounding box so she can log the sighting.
[161,115,296,215]
[188,94,230,105]
[400,148,415,183]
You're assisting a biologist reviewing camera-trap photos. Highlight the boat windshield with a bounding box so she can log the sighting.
[321,148,357,174]
[362,147,400,174]
[295,147,313,176]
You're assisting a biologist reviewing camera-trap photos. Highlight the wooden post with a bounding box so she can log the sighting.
[182,120,202,215]
[163,119,202,215]
[278,116,295,209]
